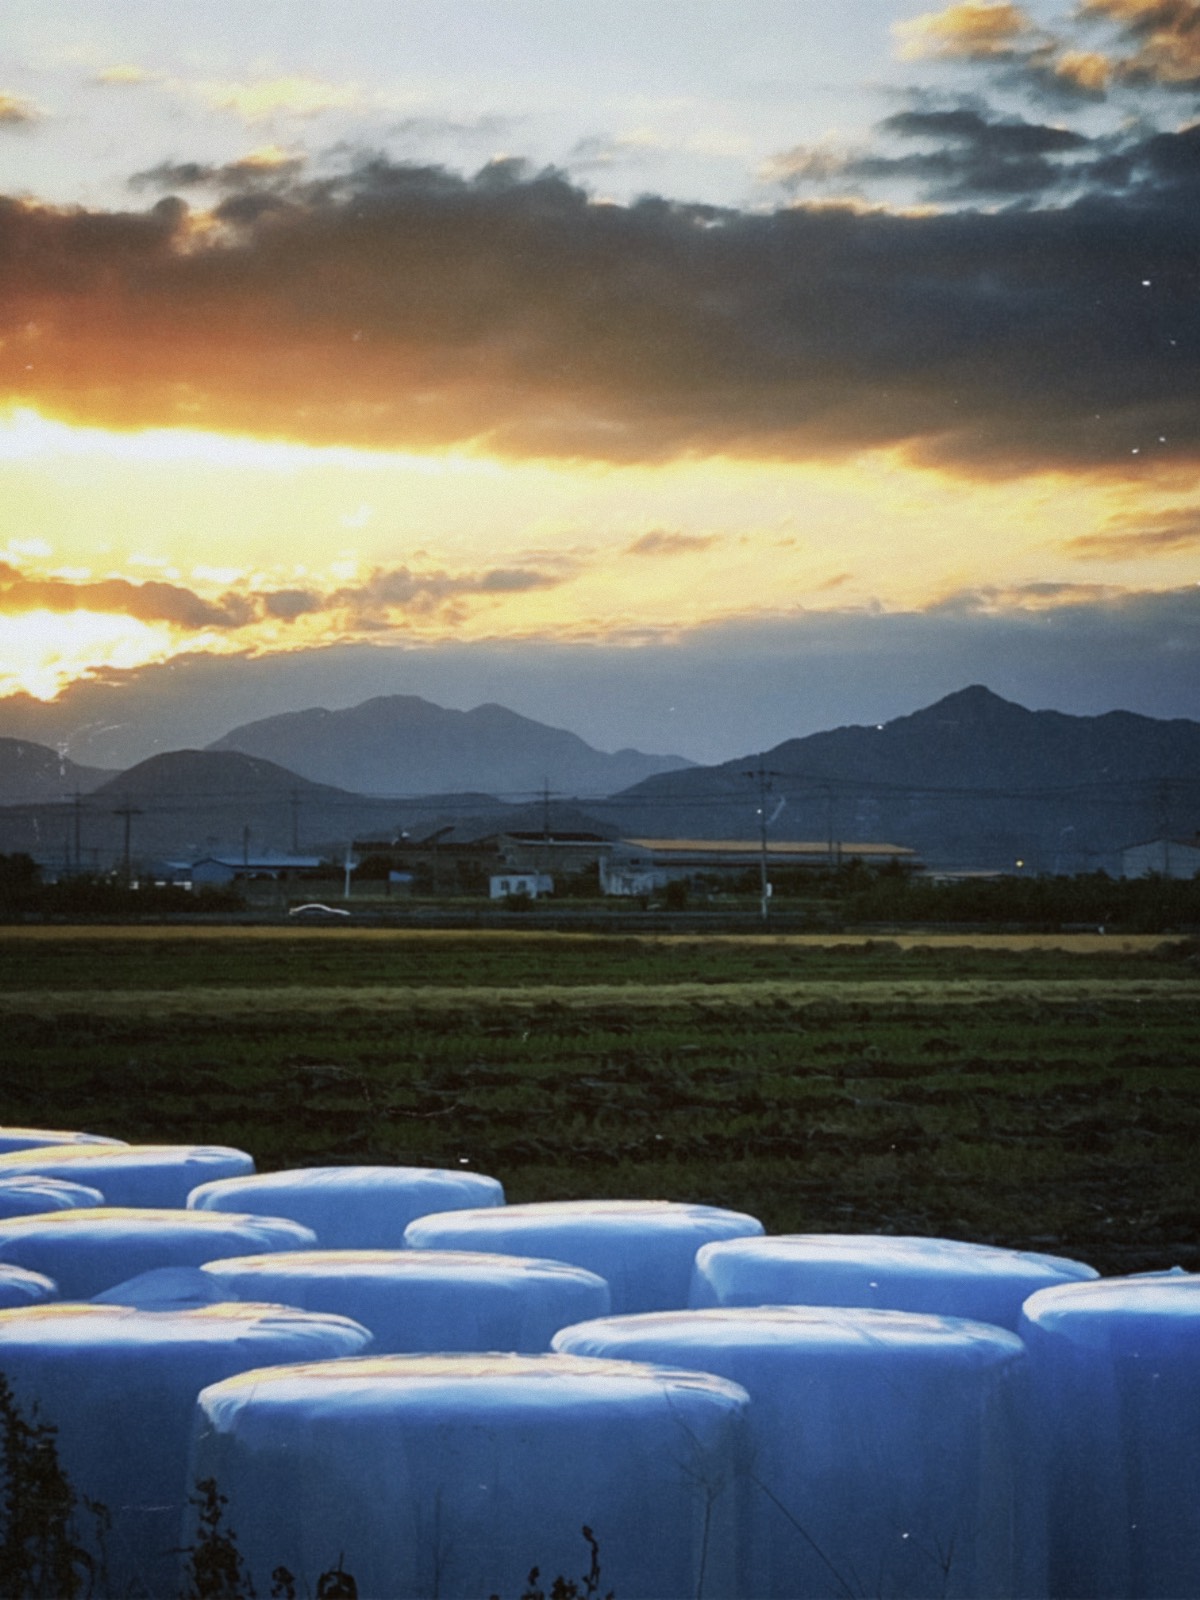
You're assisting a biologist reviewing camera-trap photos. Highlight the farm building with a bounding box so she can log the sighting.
[353,824,615,894]
[600,838,918,896]
[1121,834,1200,880]
[190,852,326,887]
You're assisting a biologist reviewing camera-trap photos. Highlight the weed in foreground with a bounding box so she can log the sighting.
[494,1526,614,1600]
[184,1474,613,1600]
[0,1373,107,1600]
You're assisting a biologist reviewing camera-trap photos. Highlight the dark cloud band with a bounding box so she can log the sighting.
[0,142,1197,475]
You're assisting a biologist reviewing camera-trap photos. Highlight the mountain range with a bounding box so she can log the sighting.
[208,695,693,797]
[0,739,115,805]
[599,686,1200,872]
[0,685,1197,873]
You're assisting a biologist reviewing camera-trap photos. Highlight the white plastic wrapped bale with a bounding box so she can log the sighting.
[405,1199,764,1313]
[0,1175,105,1218]
[0,1301,372,1600]
[189,1352,750,1600]
[0,1262,57,1308]
[1019,1273,1200,1600]
[0,1208,318,1298]
[187,1164,504,1248]
[0,1143,254,1207]
[691,1233,1098,1330]
[0,1126,125,1153]
[555,1305,1039,1600]
[199,1249,610,1353]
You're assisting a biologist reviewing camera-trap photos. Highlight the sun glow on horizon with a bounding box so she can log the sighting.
[0,610,180,701]
[0,405,1192,705]
[0,406,496,476]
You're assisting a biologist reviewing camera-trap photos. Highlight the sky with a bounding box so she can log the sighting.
[0,0,1197,767]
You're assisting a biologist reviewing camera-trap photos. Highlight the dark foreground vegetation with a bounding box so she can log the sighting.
[2,928,1198,1277]
[0,1371,606,1600]
[5,851,1200,934]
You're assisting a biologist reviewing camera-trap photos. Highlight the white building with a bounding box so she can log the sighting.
[1121,835,1200,880]
[489,871,553,900]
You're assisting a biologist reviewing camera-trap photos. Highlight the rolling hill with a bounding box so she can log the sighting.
[598,686,1200,872]
[207,695,693,797]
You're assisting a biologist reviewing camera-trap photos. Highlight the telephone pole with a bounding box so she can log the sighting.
[72,791,83,873]
[742,764,780,923]
[113,805,142,885]
[62,790,85,874]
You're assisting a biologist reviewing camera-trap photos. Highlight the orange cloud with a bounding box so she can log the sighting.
[1065,504,1200,557]
[196,76,362,121]
[0,563,252,629]
[626,530,719,557]
[1052,49,1116,91]
[893,2,1034,60]
[0,93,38,125]
[1081,1,1200,81]
[94,66,156,88]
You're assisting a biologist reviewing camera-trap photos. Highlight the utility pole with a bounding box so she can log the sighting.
[1157,779,1173,875]
[742,764,779,923]
[113,805,142,885]
[290,789,301,854]
[539,777,557,885]
[823,783,837,868]
[72,790,83,874]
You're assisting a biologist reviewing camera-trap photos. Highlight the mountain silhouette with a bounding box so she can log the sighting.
[601,687,1200,872]
[207,694,693,797]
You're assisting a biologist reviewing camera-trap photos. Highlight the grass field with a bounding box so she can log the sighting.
[2,927,1197,1276]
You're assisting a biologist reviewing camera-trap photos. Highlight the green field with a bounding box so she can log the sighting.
[2,927,1198,1276]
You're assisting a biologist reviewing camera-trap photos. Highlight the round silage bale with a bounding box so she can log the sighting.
[190,1351,750,1600]
[0,1207,318,1298]
[555,1303,1040,1600]
[1020,1272,1200,1599]
[199,1247,610,1352]
[0,1126,125,1153]
[0,1175,106,1218]
[405,1198,763,1313]
[0,1300,372,1599]
[188,1163,504,1247]
[691,1232,1097,1330]
[0,1142,254,1207]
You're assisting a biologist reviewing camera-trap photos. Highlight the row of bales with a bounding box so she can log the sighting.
[0,1130,1195,1598]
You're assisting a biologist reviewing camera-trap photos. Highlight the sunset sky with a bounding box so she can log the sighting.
[0,0,1196,767]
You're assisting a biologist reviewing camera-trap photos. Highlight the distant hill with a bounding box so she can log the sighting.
[600,686,1200,872]
[6,688,1197,875]
[0,745,616,867]
[207,695,693,797]
[0,749,408,865]
[0,738,115,805]
[85,750,422,861]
